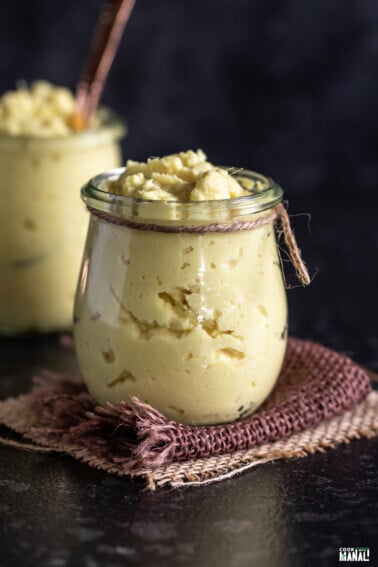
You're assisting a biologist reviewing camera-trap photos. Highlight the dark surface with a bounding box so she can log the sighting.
[0,193,377,567]
[1,0,378,196]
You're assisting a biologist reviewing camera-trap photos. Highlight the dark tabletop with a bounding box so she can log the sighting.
[1,193,377,567]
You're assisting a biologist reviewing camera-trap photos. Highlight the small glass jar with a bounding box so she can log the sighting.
[0,109,125,334]
[74,168,288,425]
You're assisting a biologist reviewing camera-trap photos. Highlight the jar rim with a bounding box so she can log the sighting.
[81,167,283,223]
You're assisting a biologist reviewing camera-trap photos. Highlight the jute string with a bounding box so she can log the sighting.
[87,202,311,286]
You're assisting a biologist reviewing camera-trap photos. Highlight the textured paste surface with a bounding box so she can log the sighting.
[0,81,97,137]
[107,149,253,201]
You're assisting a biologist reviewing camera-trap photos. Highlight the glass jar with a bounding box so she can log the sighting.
[74,168,288,425]
[0,109,125,333]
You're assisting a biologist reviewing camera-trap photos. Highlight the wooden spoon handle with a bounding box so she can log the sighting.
[76,0,136,124]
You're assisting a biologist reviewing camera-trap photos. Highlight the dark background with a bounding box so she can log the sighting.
[1,0,378,196]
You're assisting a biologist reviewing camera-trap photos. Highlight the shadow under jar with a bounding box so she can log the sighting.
[0,109,125,334]
[74,168,288,425]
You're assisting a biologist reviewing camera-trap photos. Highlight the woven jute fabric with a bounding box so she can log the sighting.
[0,338,375,490]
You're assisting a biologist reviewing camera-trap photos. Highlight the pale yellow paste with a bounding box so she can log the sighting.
[0,82,123,332]
[108,149,251,201]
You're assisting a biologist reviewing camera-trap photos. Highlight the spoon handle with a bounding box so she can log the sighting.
[76,0,136,124]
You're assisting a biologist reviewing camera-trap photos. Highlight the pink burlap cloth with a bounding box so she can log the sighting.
[0,338,376,489]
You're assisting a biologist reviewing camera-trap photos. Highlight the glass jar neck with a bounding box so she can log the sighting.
[82,167,283,226]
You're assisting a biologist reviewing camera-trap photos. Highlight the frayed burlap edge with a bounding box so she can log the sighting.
[1,389,378,491]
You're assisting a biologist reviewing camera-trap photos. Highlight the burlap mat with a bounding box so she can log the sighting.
[0,338,376,490]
